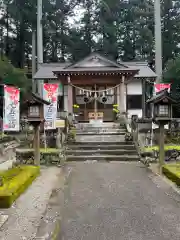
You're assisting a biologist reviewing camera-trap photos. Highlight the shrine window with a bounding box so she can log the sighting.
[127,95,142,109]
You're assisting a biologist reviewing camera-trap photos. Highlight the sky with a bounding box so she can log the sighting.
[68,5,85,27]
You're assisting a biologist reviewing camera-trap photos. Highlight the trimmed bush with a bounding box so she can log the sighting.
[144,145,180,152]
[162,164,180,186]
[16,148,62,165]
[0,134,15,144]
[0,165,40,208]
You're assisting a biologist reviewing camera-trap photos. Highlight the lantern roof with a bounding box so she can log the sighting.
[146,89,178,104]
[24,92,51,106]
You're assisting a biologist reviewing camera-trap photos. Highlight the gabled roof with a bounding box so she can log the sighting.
[146,89,177,104]
[67,53,128,69]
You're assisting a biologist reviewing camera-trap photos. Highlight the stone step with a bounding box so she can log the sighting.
[67,144,135,150]
[76,127,125,130]
[76,136,126,142]
[73,141,133,145]
[66,155,139,162]
[66,149,137,155]
[76,132,126,136]
[76,127,126,131]
[76,123,122,128]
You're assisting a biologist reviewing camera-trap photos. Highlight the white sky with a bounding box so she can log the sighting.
[68,5,85,27]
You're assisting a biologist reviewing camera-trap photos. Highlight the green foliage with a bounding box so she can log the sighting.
[0,134,14,143]
[0,57,30,99]
[144,145,180,151]
[162,55,180,116]
[0,0,180,67]
[0,165,40,208]
[16,148,62,166]
[162,164,180,186]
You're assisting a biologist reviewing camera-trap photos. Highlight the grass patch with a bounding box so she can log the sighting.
[162,164,180,186]
[0,165,40,208]
[144,145,180,152]
[40,148,59,153]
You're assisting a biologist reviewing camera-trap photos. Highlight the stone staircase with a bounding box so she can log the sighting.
[66,122,139,162]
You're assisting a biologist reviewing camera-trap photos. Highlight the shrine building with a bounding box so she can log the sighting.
[33,53,157,122]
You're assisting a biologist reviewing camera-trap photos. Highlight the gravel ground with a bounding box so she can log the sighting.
[59,162,180,240]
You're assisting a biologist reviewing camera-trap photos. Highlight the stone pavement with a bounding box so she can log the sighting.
[0,167,61,240]
[59,162,180,240]
[0,159,16,171]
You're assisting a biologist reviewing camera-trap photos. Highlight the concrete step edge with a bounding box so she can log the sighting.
[66,155,139,158]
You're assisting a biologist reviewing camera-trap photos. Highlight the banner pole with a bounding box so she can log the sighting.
[44,125,47,150]
[42,83,47,150]
[2,85,5,135]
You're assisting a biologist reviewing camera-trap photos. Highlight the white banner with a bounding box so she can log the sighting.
[3,85,20,131]
[43,83,58,130]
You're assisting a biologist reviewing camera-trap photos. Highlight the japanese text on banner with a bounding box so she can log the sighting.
[3,85,20,131]
[43,83,58,130]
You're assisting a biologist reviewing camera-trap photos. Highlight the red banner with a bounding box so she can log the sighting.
[43,83,58,129]
[154,83,171,93]
[3,85,20,131]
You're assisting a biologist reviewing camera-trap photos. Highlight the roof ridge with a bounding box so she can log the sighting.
[123,62,148,66]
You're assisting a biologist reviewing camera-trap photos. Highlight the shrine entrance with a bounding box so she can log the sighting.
[74,84,116,122]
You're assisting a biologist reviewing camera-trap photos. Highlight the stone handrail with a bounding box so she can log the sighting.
[124,115,143,156]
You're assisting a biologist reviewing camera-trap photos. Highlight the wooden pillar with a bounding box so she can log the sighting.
[34,124,40,166]
[68,84,73,114]
[120,75,125,113]
[142,78,146,118]
[94,84,97,120]
[159,122,165,174]
[117,84,120,108]
[67,76,73,114]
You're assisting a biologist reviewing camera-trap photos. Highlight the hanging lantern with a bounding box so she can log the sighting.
[102,96,107,103]
[84,96,89,103]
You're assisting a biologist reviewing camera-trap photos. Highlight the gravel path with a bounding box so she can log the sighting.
[59,162,180,240]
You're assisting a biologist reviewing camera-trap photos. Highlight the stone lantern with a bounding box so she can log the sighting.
[146,89,178,173]
[23,92,50,165]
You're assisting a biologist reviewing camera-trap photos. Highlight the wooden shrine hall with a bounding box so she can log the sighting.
[33,53,157,122]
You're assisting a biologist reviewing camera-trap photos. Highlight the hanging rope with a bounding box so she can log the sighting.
[69,82,121,93]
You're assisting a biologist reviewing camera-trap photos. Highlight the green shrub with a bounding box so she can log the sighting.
[67,128,76,143]
[0,165,40,208]
[144,145,180,152]
[162,164,180,186]
[0,134,15,144]
[16,148,61,165]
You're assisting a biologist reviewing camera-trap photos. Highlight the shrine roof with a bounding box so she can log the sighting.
[123,62,157,78]
[25,92,50,105]
[33,53,156,79]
